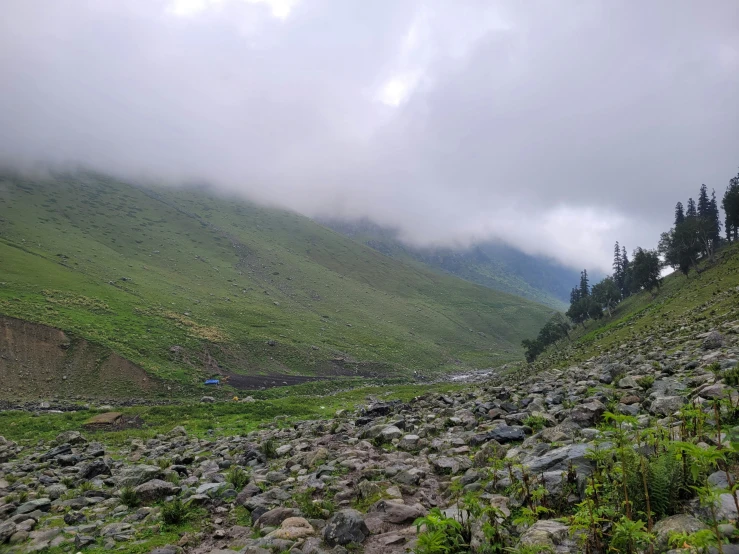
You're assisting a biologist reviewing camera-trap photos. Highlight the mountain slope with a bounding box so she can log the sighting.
[319,219,580,310]
[0,171,554,397]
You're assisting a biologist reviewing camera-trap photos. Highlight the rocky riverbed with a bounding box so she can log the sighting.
[1,322,738,553]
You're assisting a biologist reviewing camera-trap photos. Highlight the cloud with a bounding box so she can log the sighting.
[1,0,737,272]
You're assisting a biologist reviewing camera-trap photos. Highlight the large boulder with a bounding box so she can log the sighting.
[524,443,593,475]
[519,519,577,552]
[0,521,17,544]
[323,509,370,546]
[266,517,315,540]
[134,479,180,503]
[653,514,708,550]
[370,500,425,524]
[568,399,606,426]
[115,464,162,487]
[487,426,526,444]
[650,396,685,416]
[703,330,725,350]
[0,436,18,463]
[78,458,111,480]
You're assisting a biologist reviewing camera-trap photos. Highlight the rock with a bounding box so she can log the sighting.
[432,456,472,475]
[568,399,606,426]
[201,396,216,403]
[115,464,162,487]
[15,498,51,515]
[487,425,526,444]
[650,396,685,416]
[79,458,111,480]
[39,443,72,461]
[256,507,295,528]
[148,546,181,554]
[0,520,17,544]
[519,519,574,551]
[398,435,420,450]
[25,528,63,552]
[653,514,708,550]
[380,425,403,441]
[524,443,593,474]
[134,479,180,503]
[55,430,87,445]
[703,330,725,350]
[101,521,134,539]
[267,517,315,540]
[323,509,370,546]
[371,500,425,524]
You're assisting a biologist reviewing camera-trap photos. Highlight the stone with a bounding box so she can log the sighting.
[380,425,403,441]
[323,509,370,546]
[568,399,606,426]
[650,396,685,416]
[703,330,725,350]
[267,517,315,540]
[398,435,420,450]
[524,443,593,474]
[256,507,295,528]
[0,520,17,544]
[79,458,111,480]
[115,464,162,487]
[432,456,472,475]
[15,498,51,515]
[55,430,87,445]
[487,425,526,444]
[134,479,180,503]
[371,500,425,524]
[519,519,574,551]
[201,396,216,403]
[653,514,708,550]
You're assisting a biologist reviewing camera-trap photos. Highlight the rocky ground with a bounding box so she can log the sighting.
[1,318,739,553]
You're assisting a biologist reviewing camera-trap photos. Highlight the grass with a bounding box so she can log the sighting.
[0,381,466,444]
[531,241,739,370]
[0,170,553,398]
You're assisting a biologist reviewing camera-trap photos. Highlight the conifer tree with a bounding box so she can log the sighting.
[708,189,721,246]
[697,184,710,218]
[723,171,739,242]
[620,246,630,298]
[674,202,685,225]
[686,197,697,218]
[612,241,622,282]
[579,269,590,298]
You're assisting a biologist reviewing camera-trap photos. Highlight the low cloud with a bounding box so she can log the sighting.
[1,0,738,272]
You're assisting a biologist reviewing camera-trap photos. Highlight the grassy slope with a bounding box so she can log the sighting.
[0,171,554,390]
[531,241,739,370]
[321,220,575,311]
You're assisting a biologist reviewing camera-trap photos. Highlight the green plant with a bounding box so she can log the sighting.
[157,458,171,470]
[120,486,140,508]
[165,472,181,486]
[261,439,277,460]
[669,528,718,553]
[610,517,653,553]
[722,366,739,387]
[523,415,548,432]
[414,508,467,554]
[160,497,191,525]
[78,481,95,493]
[636,375,655,390]
[295,488,334,519]
[226,466,249,490]
[17,490,28,503]
[61,476,74,487]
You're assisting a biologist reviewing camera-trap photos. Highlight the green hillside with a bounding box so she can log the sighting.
[320,219,578,310]
[526,240,739,373]
[0,171,554,397]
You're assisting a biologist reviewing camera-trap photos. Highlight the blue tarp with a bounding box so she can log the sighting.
[204,379,220,385]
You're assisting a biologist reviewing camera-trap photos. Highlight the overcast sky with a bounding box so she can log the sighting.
[1,0,738,272]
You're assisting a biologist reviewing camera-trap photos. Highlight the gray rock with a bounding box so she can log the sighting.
[201,396,216,403]
[15,498,51,515]
[115,464,162,487]
[650,396,685,416]
[487,425,526,444]
[134,479,180,503]
[653,514,708,550]
[398,435,420,450]
[55,430,87,445]
[519,519,575,551]
[323,509,370,546]
[0,520,17,544]
[370,500,425,524]
[703,330,725,350]
[524,443,593,474]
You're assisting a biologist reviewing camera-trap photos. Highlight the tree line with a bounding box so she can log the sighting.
[523,169,739,362]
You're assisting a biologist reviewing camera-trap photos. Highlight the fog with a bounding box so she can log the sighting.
[1,0,738,271]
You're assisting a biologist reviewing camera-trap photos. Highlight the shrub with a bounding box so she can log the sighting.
[261,439,277,460]
[295,488,334,519]
[523,415,548,432]
[226,466,249,490]
[636,375,655,390]
[120,486,140,508]
[161,497,190,525]
[723,366,739,387]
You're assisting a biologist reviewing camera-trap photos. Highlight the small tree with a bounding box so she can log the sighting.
[658,219,701,277]
[723,170,739,242]
[630,248,661,293]
[592,276,621,317]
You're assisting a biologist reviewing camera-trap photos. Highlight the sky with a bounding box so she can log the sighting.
[1,0,738,272]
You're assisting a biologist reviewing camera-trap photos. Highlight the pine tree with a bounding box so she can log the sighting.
[570,287,581,305]
[674,202,685,225]
[579,269,590,298]
[697,184,710,218]
[708,189,721,246]
[723,170,739,242]
[686,197,697,218]
[620,246,630,298]
[613,241,622,280]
